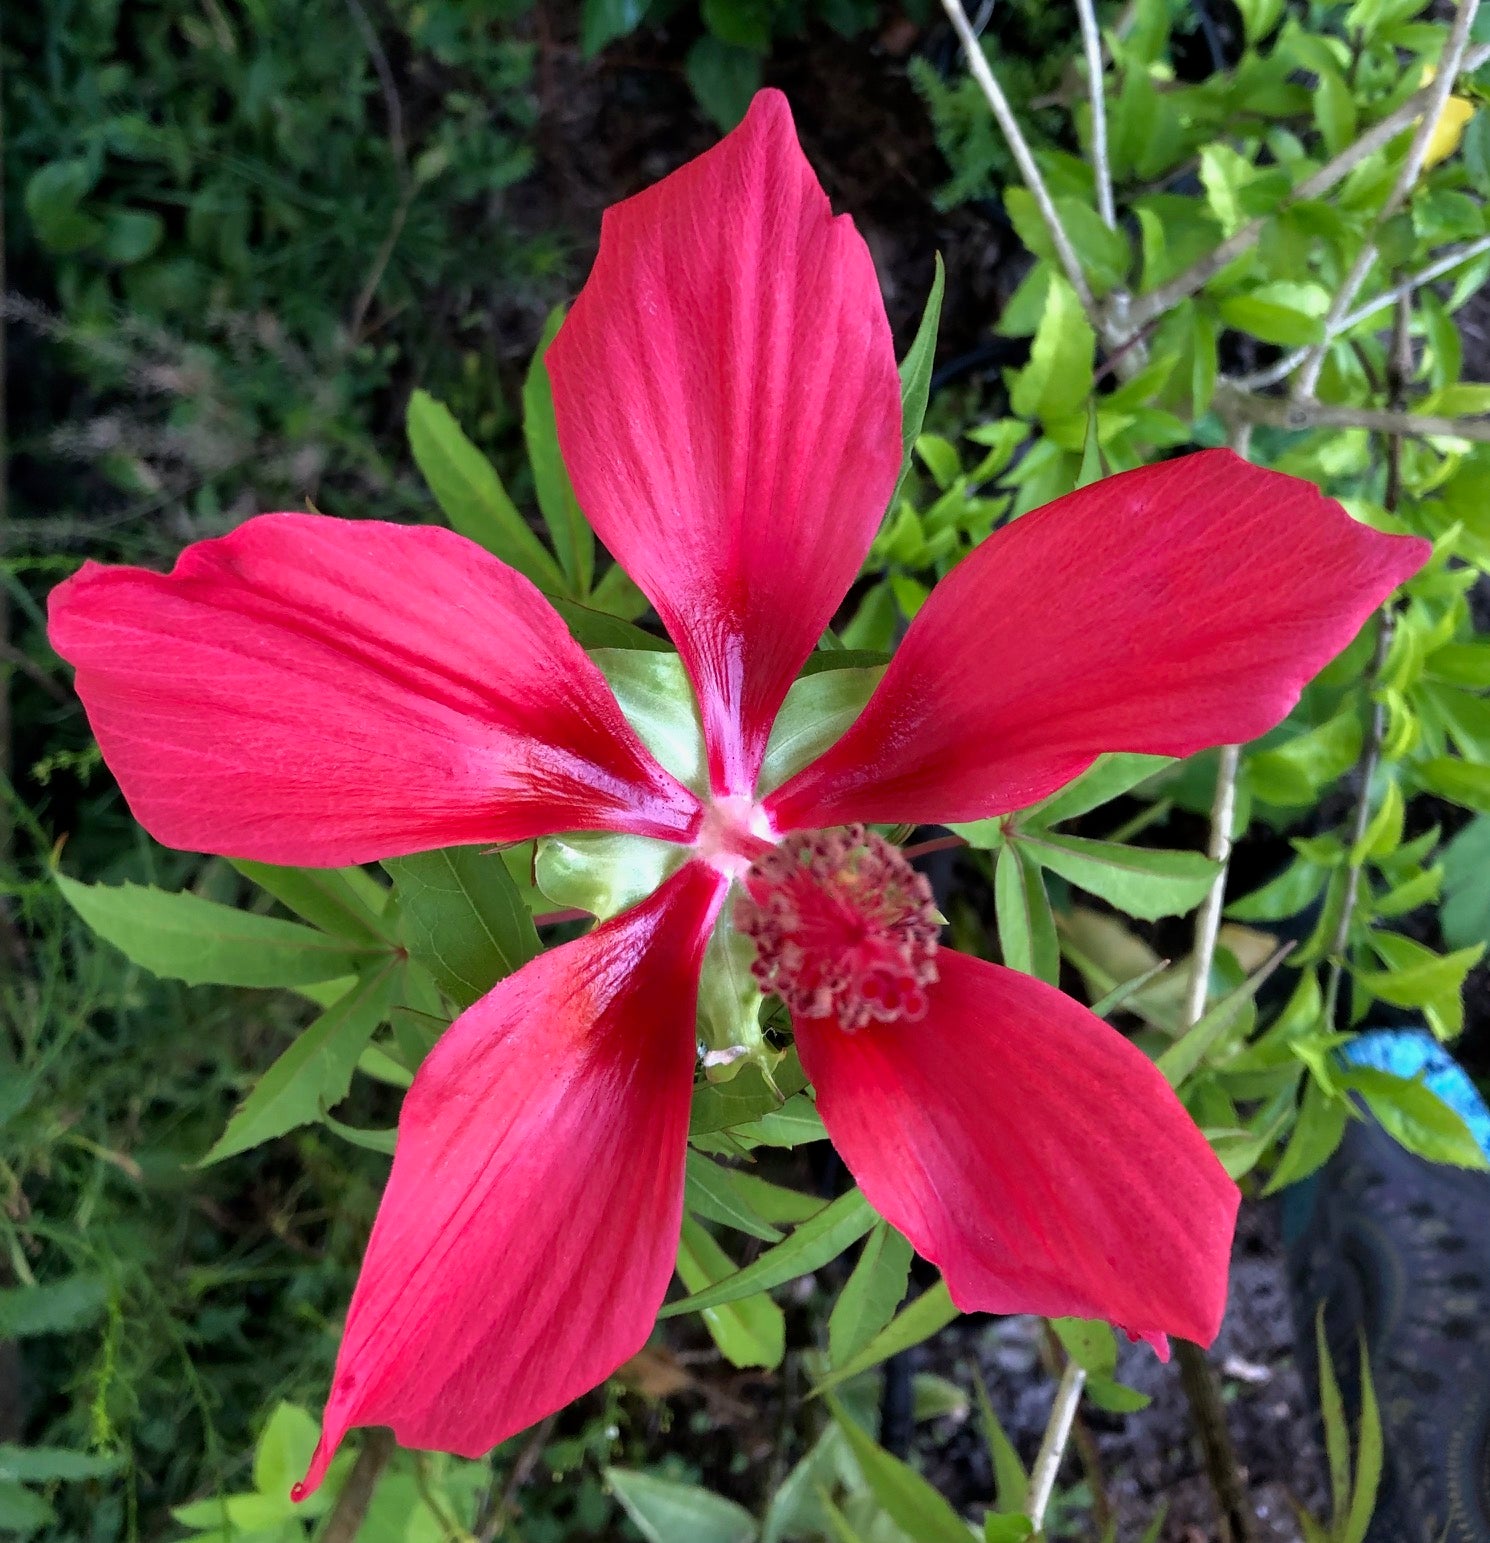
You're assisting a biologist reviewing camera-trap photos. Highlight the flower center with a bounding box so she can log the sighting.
[734,825,940,1031]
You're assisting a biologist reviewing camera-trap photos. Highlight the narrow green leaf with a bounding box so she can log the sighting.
[813,1280,960,1395]
[1263,1081,1348,1195]
[230,861,389,944]
[0,1276,107,1339]
[891,255,945,510]
[1315,1310,1350,1528]
[972,1369,1028,1513]
[828,1222,914,1367]
[55,872,377,988]
[550,597,669,651]
[385,846,540,1010]
[606,1467,758,1543]
[690,1058,809,1136]
[201,965,397,1164]
[828,1399,972,1543]
[406,389,565,591]
[524,306,593,595]
[1028,754,1172,827]
[996,844,1059,985]
[676,1217,785,1370]
[1341,1340,1382,1543]
[1156,945,1293,1087]
[0,1482,54,1532]
[659,1189,876,1318]
[0,1446,118,1483]
[1019,832,1219,921]
[685,1153,784,1243]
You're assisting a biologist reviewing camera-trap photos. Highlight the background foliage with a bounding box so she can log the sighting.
[7,0,1490,1538]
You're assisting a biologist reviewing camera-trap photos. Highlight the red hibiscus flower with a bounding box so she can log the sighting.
[46,90,1427,1495]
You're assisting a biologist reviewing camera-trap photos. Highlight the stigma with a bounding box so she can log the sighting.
[734,825,940,1031]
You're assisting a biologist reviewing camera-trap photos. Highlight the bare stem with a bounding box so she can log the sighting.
[321,1430,396,1543]
[1075,0,1116,231]
[1294,0,1483,396]
[1215,384,1490,442]
[1121,43,1490,335]
[937,0,1107,337]
[1183,744,1241,1026]
[1230,232,1490,391]
[1177,1340,1258,1543]
[1027,1357,1086,1534]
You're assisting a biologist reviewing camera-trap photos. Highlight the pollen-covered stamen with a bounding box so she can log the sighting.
[734,825,940,1031]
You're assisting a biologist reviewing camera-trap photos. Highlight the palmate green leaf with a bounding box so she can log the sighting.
[524,306,593,597]
[827,1399,973,1543]
[201,963,398,1165]
[385,846,540,1010]
[659,1189,876,1318]
[891,255,946,511]
[814,1281,960,1395]
[54,872,379,988]
[607,1468,758,1543]
[406,389,566,593]
[828,1221,914,1367]
[676,1217,785,1370]
[1017,832,1219,921]
[230,860,389,944]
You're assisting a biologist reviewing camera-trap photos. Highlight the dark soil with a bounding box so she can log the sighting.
[912,1200,1326,1541]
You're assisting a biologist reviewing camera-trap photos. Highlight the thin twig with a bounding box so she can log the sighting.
[1039,1324,1113,1534]
[1183,744,1241,1026]
[1294,0,1483,396]
[1173,674,1257,1543]
[321,1429,396,1543]
[1322,296,1411,1029]
[1120,43,1490,335]
[475,1412,558,1542]
[1027,1358,1086,1535]
[1229,232,1490,391]
[1074,0,1116,231]
[1215,384,1490,442]
[938,0,1108,337]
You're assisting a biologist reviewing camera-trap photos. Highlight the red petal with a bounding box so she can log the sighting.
[295,860,726,1497]
[548,90,901,800]
[48,515,701,863]
[767,451,1429,831]
[796,950,1239,1346]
